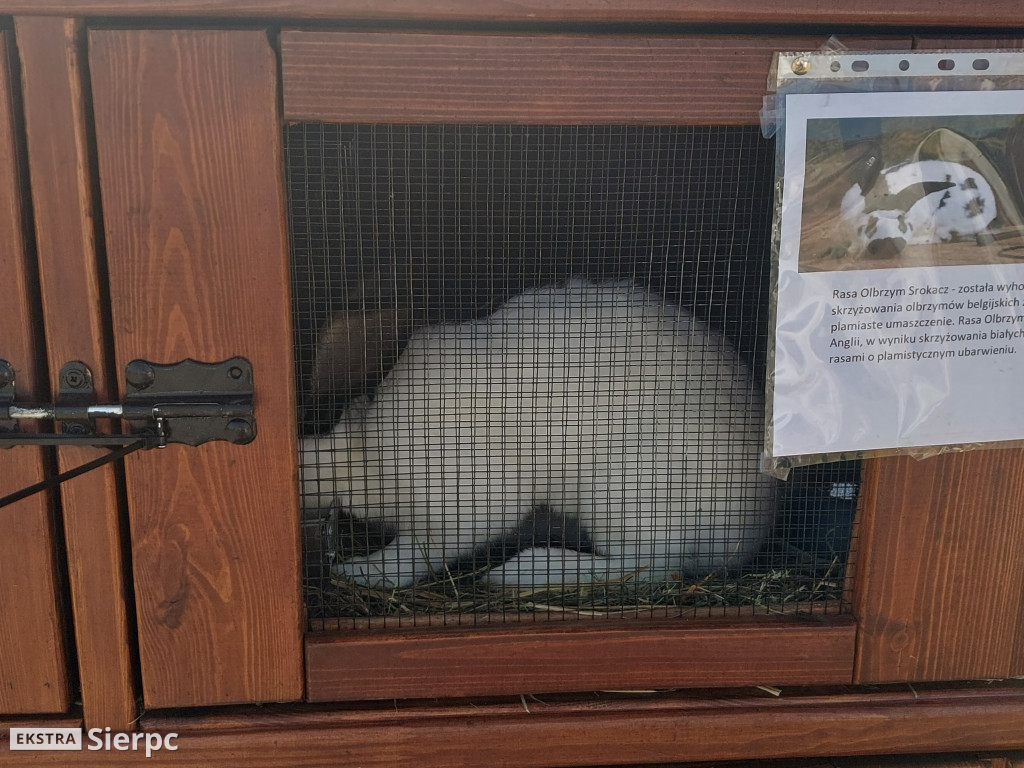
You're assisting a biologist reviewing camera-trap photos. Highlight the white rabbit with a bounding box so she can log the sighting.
[300,280,775,589]
[840,159,997,259]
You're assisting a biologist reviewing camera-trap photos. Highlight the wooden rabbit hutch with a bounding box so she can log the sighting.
[3,2,1024,766]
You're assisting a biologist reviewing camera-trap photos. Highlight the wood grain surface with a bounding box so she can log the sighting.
[281,32,911,126]
[6,685,1024,766]
[14,15,137,730]
[306,618,856,702]
[0,31,71,716]
[88,28,303,708]
[0,0,1013,25]
[854,449,1024,683]
[915,37,1024,49]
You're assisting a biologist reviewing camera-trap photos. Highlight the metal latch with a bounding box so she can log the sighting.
[0,358,257,449]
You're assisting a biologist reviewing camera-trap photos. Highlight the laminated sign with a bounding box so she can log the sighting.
[766,50,1024,468]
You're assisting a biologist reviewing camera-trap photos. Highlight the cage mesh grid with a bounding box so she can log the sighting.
[286,124,859,630]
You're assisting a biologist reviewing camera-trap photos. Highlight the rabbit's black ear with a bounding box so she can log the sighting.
[310,308,421,404]
[865,236,906,260]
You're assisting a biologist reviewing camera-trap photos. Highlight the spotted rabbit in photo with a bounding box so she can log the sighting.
[840,159,997,260]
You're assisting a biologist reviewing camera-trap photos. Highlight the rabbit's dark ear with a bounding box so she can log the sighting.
[311,308,420,401]
[865,236,906,260]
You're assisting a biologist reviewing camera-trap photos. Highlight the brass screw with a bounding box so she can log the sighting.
[791,57,811,76]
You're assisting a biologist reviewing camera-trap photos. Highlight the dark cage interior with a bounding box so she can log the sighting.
[286,124,858,629]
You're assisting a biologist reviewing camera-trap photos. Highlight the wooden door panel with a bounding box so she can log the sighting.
[854,450,1024,683]
[15,15,137,729]
[0,31,71,715]
[89,28,303,708]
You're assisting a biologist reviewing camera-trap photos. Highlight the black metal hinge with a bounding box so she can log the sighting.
[0,357,257,449]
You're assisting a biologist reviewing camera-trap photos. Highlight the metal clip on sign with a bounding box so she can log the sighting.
[777,51,1024,83]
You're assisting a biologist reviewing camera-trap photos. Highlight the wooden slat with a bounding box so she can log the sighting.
[854,449,1024,684]
[0,31,70,716]
[0,716,82,730]
[915,36,1024,49]
[0,0,1014,25]
[281,33,911,125]
[830,758,1024,768]
[307,618,856,702]
[307,599,845,632]
[7,685,1024,766]
[88,29,303,708]
[14,15,137,730]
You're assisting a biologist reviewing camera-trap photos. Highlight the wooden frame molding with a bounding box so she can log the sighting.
[5,685,1024,766]
[14,15,138,731]
[0,0,1015,26]
[306,617,857,702]
[282,32,818,125]
[281,32,912,126]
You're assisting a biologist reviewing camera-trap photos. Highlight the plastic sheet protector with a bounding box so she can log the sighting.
[765,50,1024,469]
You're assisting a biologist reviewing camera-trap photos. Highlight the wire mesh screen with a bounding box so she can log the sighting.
[286,124,859,629]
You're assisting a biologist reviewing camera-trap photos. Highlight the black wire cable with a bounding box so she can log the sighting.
[0,439,148,510]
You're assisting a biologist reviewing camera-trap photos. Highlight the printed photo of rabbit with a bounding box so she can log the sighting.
[797,113,1024,272]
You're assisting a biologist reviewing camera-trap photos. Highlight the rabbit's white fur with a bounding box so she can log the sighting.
[300,280,775,589]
